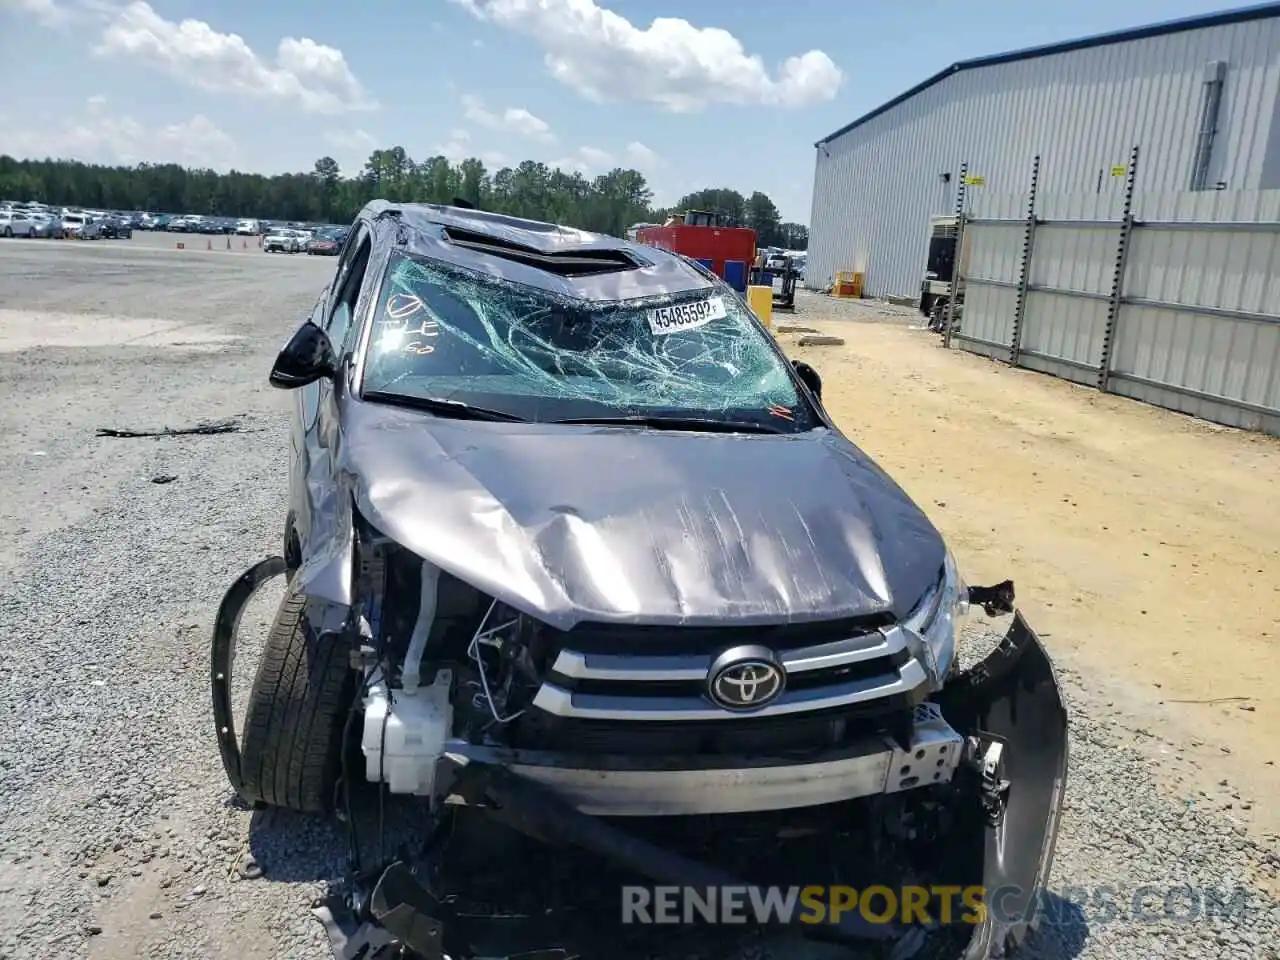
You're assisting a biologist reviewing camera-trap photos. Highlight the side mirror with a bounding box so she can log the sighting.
[792,359,822,399]
[269,321,337,390]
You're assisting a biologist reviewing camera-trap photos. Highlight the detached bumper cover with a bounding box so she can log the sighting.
[942,611,1070,959]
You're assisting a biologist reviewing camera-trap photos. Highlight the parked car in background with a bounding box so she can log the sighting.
[77,218,105,240]
[59,212,89,238]
[28,213,59,238]
[100,217,133,239]
[306,225,347,255]
[236,218,261,236]
[0,210,38,237]
[264,228,307,253]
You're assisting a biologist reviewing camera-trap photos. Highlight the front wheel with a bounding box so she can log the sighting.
[237,587,355,812]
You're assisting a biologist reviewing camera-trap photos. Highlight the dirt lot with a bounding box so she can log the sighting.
[782,293,1280,831]
[1,240,1277,960]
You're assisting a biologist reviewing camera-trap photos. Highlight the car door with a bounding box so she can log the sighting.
[293,223,374,557]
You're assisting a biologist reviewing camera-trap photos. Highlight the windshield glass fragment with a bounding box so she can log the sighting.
[359,251,816,431]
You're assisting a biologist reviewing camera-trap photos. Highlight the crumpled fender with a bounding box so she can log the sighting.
[939,611,1070,959]
[295,495,356,609]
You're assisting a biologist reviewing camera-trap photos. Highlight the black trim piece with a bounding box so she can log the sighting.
[510,694,925,756]
[816,2,1280,146]
[210,556,288,801]
[548,647,912,697]
[549,615,896,657]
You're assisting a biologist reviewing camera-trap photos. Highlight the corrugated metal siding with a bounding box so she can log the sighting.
[949,186,1280,434]
[809,18,1280,299]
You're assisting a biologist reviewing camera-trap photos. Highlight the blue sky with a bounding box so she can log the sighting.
[0,0,1251,222]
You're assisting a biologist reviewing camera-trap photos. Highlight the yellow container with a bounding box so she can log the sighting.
[747,285,774,329]
[833,271,864,298]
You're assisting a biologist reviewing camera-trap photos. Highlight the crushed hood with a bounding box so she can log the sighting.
[338,400,945,631]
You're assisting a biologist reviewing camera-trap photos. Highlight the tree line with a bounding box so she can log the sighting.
[0,148,808,249]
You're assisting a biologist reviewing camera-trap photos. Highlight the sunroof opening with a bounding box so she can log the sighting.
[442,227,639,276]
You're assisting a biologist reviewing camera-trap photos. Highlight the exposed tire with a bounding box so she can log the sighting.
[238,586,355,812]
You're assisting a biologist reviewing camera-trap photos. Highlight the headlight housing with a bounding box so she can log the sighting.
[902,550,969,688]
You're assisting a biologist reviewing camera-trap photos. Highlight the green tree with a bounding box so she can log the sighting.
[778,222,809,250]
[676,188,747,224]
[0,148,799,242]
[745,191,782,247]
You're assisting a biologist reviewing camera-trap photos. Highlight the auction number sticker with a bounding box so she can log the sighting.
[648,296,726,335]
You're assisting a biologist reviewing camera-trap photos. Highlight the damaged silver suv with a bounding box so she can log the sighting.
[212,200,1068,960]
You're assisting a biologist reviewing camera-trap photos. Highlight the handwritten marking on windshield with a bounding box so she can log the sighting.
[403,318,440,356]
[768,404,795,421]
[376,314,441,356]
[387,292,428,320]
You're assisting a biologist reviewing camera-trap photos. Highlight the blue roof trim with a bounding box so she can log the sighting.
[815,1,1280,147]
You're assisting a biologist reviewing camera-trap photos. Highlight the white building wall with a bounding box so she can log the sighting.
[809,17,1280,300]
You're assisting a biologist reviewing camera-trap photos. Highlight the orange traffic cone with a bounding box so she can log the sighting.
[206,238,212,250]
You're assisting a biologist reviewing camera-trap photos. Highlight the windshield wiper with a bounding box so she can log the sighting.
[550,415,784,434]
[362,391,528,422]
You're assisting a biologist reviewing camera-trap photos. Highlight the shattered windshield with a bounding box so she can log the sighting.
[359,251,818,431]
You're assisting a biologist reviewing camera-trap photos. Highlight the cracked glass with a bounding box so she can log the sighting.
[359,250,817,431]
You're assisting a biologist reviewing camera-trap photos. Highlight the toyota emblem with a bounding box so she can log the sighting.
[707,645,786,711]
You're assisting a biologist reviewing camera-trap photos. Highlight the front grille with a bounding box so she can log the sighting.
[526,623,931,727]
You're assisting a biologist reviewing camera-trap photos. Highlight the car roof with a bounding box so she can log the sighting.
[359,200,717,304]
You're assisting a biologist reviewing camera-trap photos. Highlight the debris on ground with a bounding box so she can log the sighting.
[797,334,846,347]
[150,475,178,485]
[775,324,819,334]
[96,417,246,439]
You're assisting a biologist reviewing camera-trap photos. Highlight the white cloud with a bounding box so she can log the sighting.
[1,102,237,170]
[430,129,506,168]
[434,129,471,162]
[548,142,660,177]
[623,141,659,171]
[2,0,72,28]
[461,94,553,141]
[324,128,376,152]
[450,0,842,112]
[551,146,614,176]
[322,128,376,173]
[92,1,377,114]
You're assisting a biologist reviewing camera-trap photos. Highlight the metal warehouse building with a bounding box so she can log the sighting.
[807,2,1280,301]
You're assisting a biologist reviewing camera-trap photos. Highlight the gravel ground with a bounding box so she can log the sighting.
[0,237,1275,960]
